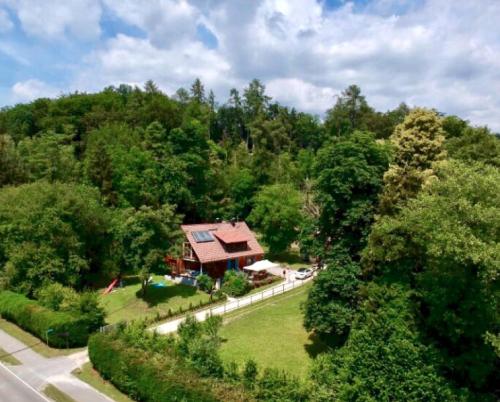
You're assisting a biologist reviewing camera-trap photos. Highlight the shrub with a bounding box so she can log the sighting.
[222,271,251,297]
[255,368,309,401]
[197,274,214,293]
[36,283,78,311]
[243,359,258,389]
[0,291,99,347]
[88,331,252,402]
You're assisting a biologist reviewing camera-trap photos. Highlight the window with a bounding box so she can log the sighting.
[227,259,239,270]
[192,231,214,243]
[224,242,248,253]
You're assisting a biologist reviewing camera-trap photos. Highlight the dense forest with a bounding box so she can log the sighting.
[0,79,499,400]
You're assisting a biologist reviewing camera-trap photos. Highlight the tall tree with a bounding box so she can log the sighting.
[190,78,206,104]
[446,125,500,167]
[243,79,270,122]
[249,183,302,254]
[379,108,446,215]
[0,135,23,186]
[314,131,390,257]
[0,182,116,294]
[116,205,181,295]
[304,255,361,339]
[364,160,500,393]
[324,85,374,137]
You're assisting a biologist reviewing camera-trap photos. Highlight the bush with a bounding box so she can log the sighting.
[0,290,100,347]
[255,368,309,401]
[221,271,251,297]
[36,284,105,329]
[88,331,252,402]
[243,359,258,389]
[197,274,214,293]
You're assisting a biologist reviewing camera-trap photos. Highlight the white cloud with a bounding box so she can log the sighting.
[3,0,500,131]
[11,79,60,102]
[267,78,338,114]
[3,0,102,40]
[75,33,233,97]
[103,0,199,47]
[0,8,13,32]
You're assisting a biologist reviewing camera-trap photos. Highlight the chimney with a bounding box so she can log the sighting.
[230,217,236,226]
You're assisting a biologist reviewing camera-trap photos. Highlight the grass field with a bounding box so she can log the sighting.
[73,362,134,402]
[100,275,212,324]
[0,319,85,358]
[219,283,327,378]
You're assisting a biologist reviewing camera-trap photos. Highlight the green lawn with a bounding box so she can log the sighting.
[0,319,85,358]
[73,362,134,402]
[100,275,211,324]
[219,283,327,378]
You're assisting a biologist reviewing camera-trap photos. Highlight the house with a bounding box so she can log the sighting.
[166,221,264,280]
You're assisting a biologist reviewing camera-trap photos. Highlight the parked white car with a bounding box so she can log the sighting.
[294,267,313,280]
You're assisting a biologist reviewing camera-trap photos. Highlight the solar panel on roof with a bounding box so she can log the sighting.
[192,231,214,243]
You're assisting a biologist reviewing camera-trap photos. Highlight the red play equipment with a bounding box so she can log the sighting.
[103,278,119,295]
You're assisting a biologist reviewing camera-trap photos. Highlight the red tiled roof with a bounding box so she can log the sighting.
[181,222,264,264]
[213,230,250,244]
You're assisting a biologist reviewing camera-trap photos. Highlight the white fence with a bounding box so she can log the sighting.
[100,276,314,335]
[154,277,313,334]
[203,279,307,317]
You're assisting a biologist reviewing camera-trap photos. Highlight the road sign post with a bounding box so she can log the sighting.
[45,328,54,346]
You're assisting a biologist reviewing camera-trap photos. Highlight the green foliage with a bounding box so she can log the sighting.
[364,160,500,394]
[0,135,23,186]
[0,181,116,294]
[249,183,303,254]
[0,290,101,347]
[446,126,500,167]
[379,108,446,214]
[88,332,250,402]
[17,131,80,183]
[197,274,215,293]
[310,284,463,402]
[36,283,79,311]
[88,317,251,401]
[314,131,391,256]
[221,271,251,297]
[303,256,361,338]
[0,80,497,400]
[115,205,181,295]
[84,124,162,208]
[324,85,374,137]
[242,359,258,388]
[177,315,224,377]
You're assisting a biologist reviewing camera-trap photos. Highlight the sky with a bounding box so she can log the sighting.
[0,0,499,131]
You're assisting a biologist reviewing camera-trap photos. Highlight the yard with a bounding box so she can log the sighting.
[219,283,328,378]
[100,275,212,324]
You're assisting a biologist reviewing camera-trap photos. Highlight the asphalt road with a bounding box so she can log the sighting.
[0,363,48,402]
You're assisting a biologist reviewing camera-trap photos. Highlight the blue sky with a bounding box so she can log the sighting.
[0,0,499,131]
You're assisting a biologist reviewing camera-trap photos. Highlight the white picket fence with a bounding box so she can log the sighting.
[154,276,313,334]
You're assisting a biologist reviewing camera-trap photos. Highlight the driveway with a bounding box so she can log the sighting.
[0,330,111,402]
[153,275,314,334]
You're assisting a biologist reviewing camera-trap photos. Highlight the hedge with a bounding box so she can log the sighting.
[0,291,96,347]
[88,332,253,402]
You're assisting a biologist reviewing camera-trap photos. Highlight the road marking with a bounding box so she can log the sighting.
[0,361,51,402]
